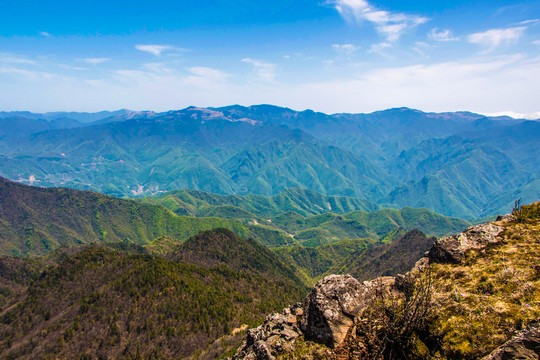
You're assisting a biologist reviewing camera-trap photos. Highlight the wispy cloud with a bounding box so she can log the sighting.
[184,67,230,89]
[411,41,429,57]
[518,19,539,26]
[331,0,429,41]
[0,66,54,80]
[0,54,36,65]
[81,57,110,64]
[135,45,185,56]
[332,44,360,60]
[467,26,526,53]
[2,52,539,117]
[369,42,392,58]
[429,28,459,42]
[282,54,539,115]
[533,40,540,46]
[39,31,51,37]
[241,58,277,82]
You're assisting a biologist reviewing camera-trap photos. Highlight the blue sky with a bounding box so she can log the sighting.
[1,0,540,117]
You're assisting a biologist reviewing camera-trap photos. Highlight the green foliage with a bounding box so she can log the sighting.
[0,113,391,200]
[275,238,373,285]
[0,177,294,256]
[143,187,378,218]
[273,207,468,247]
[0,177,468,255]
[0,235,307,359]
[172,228,304,286]
[331,229,435,282]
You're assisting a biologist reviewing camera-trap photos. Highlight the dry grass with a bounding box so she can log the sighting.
[426,206,540,359]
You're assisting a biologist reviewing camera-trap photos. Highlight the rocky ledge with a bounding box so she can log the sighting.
[232,303,304,360]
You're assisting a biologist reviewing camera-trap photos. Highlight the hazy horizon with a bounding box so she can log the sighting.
[1,0,540,117]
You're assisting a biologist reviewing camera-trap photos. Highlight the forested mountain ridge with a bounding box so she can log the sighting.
[0,176,295,256]
[0,105,538,219]
[0,177,468,255]
[0,229,307,359]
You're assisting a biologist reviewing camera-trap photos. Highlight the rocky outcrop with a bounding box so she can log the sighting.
[482,320,540,360]
[233,216,516,360]
[428,222,505,264]
[232,303,304,360]
[301,275,395,348]
[232,275,398,359]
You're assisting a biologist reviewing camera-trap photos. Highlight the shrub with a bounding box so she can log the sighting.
[356,267,434,360]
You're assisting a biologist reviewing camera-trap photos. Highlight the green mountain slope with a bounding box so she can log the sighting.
[330,228,435,281]
[142,187,378,218]
[0,230,306,359]
[171,228,303,286]
[274,229,434,285]
[271,207,469,246]
[0,177,293,256]
[384,120,540,219]
[144,188,469,246]
[275,238,375,284]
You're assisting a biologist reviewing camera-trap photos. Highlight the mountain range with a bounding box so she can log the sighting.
[0,177,467,256]
[0,105,538,219]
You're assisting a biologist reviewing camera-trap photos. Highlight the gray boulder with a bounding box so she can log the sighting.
[300,274,388,348]
[429,223,504,264]
[232,303,303,360]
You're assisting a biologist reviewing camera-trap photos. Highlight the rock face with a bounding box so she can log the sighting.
[428,223,504,264]
[300,275,395,348]
[232,303,304,360]
[300,275,367,348]
[482,321,540,360]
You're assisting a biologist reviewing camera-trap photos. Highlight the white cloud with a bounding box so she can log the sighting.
[241,58,277,82]
[369,42,392,57]
[467,27,526,52]
[429,28,459,41]
[0,54,35,65]
[483,111,540,120]
[1,50,539,119]
[135,45,184,56]
[332,0,429,41]
[183,67,230,90]
[39,31,51,37]
[274,54,540,116]
[82,58,110,64]
[411,41,429,57]
[533,40,540,46]
[332,44,360,59]
[0,66,55,80]
[188,67,228,79]
[518,19,539,26]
